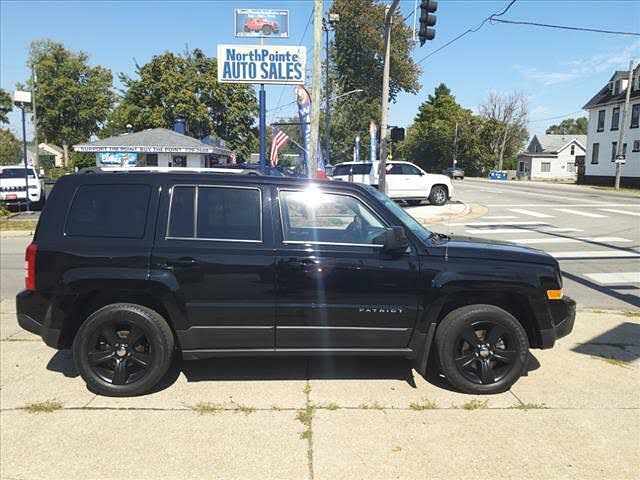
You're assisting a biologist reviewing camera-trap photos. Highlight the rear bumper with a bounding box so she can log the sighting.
[539,296,576,349]
[17,312,62,348]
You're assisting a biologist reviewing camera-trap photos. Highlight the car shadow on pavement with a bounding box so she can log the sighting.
[571,322,640,363]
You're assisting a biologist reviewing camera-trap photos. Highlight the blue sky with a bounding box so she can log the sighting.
[1,0,639,140]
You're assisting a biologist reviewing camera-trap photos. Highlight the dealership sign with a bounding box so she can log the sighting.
[235,9,289,38]
[98,152,138,167]
[217,45,306,85]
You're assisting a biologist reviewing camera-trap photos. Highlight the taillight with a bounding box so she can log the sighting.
[25,243,37,291]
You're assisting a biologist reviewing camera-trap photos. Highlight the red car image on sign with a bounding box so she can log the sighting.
[244,18,280,35]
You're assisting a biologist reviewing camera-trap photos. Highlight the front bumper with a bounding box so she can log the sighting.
[539,296,576,349]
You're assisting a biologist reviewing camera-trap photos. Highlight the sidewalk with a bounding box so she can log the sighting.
[406,200,486,226]
[1,295,638,480]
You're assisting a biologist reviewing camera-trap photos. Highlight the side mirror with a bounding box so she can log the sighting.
[381,226,409,252]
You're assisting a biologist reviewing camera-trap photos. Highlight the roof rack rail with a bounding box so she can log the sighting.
[77,166,261,175]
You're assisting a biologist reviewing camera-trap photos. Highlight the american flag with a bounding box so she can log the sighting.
[270,127,290,167]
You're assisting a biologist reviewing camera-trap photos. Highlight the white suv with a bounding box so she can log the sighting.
[332,160,453,206]
[0,165,45,210]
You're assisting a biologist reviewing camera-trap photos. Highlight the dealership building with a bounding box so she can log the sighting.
[74,127,234,168]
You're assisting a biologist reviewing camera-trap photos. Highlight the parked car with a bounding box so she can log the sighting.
[0,165,45,210]
[443,167,465,180]
[18,171,575,396]
[244,17,280,35]
[332,160,453,206]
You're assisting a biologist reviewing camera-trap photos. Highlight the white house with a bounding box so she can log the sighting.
[516,134,586,181]
[583,66,640,187]
[74,128,233,168]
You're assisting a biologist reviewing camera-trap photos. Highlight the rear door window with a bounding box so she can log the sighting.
[167,185,262,242]
[332,164,372,176]
[66,184,150,238]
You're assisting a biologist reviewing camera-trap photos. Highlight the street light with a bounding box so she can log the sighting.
[322,13,339,168]
[13,90,32,212]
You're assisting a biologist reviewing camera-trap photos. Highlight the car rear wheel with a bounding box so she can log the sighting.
[435,305,529,394]
[429,185,448,206]
[72,303,174,397]
[262,25,272,35]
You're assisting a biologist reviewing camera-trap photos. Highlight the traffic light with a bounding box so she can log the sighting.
[418,0,437,46]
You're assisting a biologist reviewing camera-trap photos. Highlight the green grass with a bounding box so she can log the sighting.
[323,402,340,411]
[511,402,547,410]
[236,404,256,415]
[296,405,316,440]
[588,185,640,195]
[599,357,632,369]
[461,399,488,410]
[409,399,438,410]
[190,402,224,415]
[302,383,311,395]
[22,400,63,413]
[358,402,384,410]
[0,218,38,231]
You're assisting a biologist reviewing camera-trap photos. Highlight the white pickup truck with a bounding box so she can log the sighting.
[331,160,453,206]
[0,165,45,210]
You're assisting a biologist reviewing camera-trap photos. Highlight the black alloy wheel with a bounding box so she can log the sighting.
[435,305,529,394]
[73,303,174,397]
[87,323,152,386]
[453,321,518,386]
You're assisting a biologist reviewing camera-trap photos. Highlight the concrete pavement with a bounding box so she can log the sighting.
[1,291,638,479]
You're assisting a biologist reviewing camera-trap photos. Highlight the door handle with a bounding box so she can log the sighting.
[174,257,198,267]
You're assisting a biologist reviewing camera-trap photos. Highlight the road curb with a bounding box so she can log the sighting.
[415,202,487,227]
[0,230,35,238]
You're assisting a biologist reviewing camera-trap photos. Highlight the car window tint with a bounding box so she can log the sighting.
[280,190,385,245]
[332,164,372,176]
[385,164,402,175]
[168,186,195,238]
[196,187,261,241]
[66,184,150,238]
[401,164,420,175]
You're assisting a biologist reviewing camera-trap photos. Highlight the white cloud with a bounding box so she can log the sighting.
[515,39,640,86]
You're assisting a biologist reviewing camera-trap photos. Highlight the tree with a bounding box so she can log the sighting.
[546,117,587,135]
[108,48,258,160]
[478,91,528,170]
[398,84,485,175]
[0,129,22,165]
[25,40,115,165]
[0,89,12,124]
[328,0,421,164]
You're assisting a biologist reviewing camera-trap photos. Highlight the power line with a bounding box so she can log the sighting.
[529,110,585,123]
[490,18,640,37]
[416,0,517,65]
[270,7,314,121]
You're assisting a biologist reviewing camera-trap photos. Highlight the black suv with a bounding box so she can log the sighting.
[17,171,575,396]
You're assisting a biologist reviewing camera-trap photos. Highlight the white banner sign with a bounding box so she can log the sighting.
[217,44,306,85]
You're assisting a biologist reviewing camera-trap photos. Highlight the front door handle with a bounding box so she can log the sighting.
[173,257,198,267]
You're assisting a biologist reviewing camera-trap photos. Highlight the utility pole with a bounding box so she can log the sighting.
[377,0,400,195]
[31,64,39,170]
[452,121,458,168]
[309,0,323,178]
[614,59,634,190]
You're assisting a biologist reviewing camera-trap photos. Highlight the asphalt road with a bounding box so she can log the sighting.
[440,178,639,310]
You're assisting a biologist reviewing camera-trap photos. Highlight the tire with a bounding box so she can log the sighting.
[72,303,175,397]
[429,185,448,206]
[244,26,250,32]
[407,200,422,206]
[434,305,529,394]
[262,25,272,35]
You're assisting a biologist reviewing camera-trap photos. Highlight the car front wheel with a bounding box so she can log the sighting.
[72,303,175,397]
[435,305,529,394]
[262,25,272,35]
[429,185,448,206]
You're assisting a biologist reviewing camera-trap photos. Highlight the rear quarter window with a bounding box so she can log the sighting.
[333,164,372,176]
[65,184,151,238]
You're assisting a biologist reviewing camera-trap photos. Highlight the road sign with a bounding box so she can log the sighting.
[615,154,626,164]
[217,45,305,85]
[235,9,289,38]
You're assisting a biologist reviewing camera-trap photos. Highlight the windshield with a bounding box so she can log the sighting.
[364,185,433,244]
[0,168,36,179]
[333,163,372,176]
